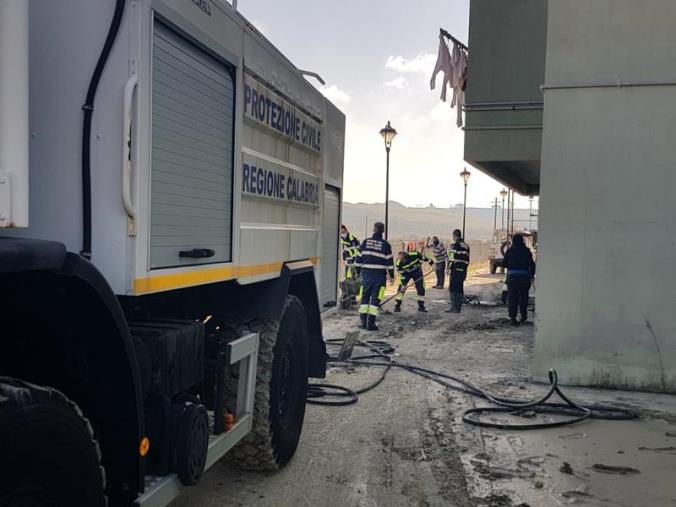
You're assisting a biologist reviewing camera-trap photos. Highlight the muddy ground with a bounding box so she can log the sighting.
[174,273,676,507]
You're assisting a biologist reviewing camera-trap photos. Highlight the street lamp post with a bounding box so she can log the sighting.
[528,196,534,230]
[510,190,516,234]
[460,168,471,238]
[500,188,508,230]
[506,189,512,235]
[493,197,498,233]
[379,121,397,240]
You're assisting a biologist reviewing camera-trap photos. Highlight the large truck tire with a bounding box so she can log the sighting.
[0,378,106,507]
[227,295,309,471]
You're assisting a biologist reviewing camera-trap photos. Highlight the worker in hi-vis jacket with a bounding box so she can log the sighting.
[394,250,433,313]
[446,229,470,313]
[340,225,360,280]
[354,222,394,331]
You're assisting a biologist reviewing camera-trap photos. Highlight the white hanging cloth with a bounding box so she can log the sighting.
[430,36,467,127]
[430,35,453,102]
[450,42,467,127]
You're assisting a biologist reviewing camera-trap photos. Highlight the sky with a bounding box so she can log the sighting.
[235,0,536,210]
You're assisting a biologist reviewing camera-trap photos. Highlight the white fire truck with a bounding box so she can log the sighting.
[0,0,344,505]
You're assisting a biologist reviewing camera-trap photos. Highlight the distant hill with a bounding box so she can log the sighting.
[342,201,537,242]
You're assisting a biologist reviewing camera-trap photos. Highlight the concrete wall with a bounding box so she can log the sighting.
[464,0,548,194]
[465,0,547,105]
[535,0,676,391]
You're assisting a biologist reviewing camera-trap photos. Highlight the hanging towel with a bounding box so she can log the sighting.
[430,35,453,102]
[450,42,468,127]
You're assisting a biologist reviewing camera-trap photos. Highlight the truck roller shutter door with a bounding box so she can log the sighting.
[320,186,340,309]
[150,21,234,269]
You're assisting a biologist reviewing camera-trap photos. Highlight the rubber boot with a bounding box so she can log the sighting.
[394,301,402,313]
[418,301,427,313]
[456,293,464,313]
[359,313,367,329]
[446,294,459,313]
[510,318,520,326]
[366,314,378,331]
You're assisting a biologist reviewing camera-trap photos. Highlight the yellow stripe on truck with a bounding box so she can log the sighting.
[133,257,321,295]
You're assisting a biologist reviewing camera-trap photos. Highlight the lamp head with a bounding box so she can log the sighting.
[460,168,471,185]
[379,121,397,149]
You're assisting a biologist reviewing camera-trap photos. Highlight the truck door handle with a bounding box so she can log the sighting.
[179,249,216,259]
[122,74,138,220]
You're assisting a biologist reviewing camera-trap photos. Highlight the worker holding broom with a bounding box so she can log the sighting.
[394,249,434,313]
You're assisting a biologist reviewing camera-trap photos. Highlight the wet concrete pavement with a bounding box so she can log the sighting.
[173,272,676,507]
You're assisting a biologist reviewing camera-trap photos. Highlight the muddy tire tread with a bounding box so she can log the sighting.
[225,317,279,470]
[224,295,307,471]
[0,376,107,499]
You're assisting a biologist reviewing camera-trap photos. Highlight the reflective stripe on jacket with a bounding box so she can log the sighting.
[341,233,360,261]
[396,251,426,276]
[355,233,395,278]
[448,239,470,271]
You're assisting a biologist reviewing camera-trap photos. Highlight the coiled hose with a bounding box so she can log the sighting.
[308,339,638,430]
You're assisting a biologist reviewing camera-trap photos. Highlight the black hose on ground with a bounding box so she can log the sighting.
[307,339,393,406]
[80,0,127,260]
[308,338,638,429]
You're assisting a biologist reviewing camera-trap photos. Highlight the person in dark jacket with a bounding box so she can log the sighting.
[394,250,433,313]
[340,225,360,280]
[502,234,536,326]
[446,229,470,313]
[354,222,395,331]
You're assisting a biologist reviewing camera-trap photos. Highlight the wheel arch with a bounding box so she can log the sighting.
[0,252,145,504]
[286,265,326,378]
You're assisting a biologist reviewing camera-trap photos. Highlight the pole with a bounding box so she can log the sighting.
[510,191,515,234]
[529,198,533,230]
[462,181,468,238]
[385,146,390,240]
[506,190,511,235]
[493,198,498,233]
[501,195,505,229]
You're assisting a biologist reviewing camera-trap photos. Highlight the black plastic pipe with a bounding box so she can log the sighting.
[80,0,126,260]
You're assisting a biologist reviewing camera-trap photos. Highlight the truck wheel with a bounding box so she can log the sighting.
[0,378,106,507]
[228,296,309,471]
